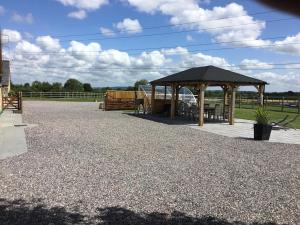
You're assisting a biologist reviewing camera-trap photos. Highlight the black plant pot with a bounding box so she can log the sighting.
[254,124,272,140]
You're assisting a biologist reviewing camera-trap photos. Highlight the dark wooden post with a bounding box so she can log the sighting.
[222,85,228,119]
[164,85,167,103]
[151,85,156,114]
[229,85,237,125]
[281,97,284,112]
[175,85,179,116]
[171,84,176,119]
[198,83,206,126]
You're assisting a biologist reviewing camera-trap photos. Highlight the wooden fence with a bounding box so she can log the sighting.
[104,90,146,111]
[206,96,300,114]
[22,92,104,100]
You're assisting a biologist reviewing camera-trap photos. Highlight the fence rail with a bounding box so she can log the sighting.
[205,96,300,114]
[22,92,104,100]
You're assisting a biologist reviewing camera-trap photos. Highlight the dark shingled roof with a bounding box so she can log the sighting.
[0,60,11,87]
[151,65,267,86]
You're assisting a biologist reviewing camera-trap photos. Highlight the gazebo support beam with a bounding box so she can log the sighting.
[175,85,179,116]
[229,85,237,125]
[198,83,207,126]
[151,85,156,114]
[221,85,229,119]
[171,84,176,119]
[255,84,265,106]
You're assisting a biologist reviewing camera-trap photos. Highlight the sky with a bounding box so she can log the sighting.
[1,0,300,92]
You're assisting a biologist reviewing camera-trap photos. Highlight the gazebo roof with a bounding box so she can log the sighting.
[151,65,267,86]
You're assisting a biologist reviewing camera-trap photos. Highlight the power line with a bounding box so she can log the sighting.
[10,62,300,71]
[56,17,296,43]
[12,35,289,55]
[55,10,277,38]
[10,41,300,57]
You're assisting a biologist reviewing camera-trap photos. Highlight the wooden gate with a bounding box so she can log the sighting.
[2,92,23,112]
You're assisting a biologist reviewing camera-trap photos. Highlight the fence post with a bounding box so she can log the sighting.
[298,99,300,114]
[239,94,241,108]
[252,96,255,109]
[281,97,284,112]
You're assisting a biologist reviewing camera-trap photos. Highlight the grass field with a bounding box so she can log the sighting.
[235,108,300,129]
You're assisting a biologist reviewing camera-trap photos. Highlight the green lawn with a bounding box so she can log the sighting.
[235,108,300,129]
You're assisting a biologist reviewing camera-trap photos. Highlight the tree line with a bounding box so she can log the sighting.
[11,79,299,98]
[11,79,149,93]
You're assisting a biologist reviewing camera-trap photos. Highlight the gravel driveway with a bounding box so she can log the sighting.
[0,101,299,225]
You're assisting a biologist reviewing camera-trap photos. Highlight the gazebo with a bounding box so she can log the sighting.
[150,65,267,126]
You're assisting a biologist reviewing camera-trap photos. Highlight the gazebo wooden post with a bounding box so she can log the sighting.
[151,84,156,114]
[256,84,265,106]
[171,84,176,119]
[229,84,237,125]
[175,84,180,116]
[198,83,206,126]
[222,85,229,118]
[164,85,167,103]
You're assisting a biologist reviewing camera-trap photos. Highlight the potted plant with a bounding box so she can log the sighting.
[254,107,272,140]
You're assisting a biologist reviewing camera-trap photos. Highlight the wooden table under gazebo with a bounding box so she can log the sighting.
[150,65,267,126]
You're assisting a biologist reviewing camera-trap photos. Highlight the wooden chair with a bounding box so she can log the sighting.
[213,104,222,120]
[223,105,229,121]
[191,104,199,121]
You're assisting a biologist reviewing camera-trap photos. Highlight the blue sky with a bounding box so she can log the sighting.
[1,0,300,91]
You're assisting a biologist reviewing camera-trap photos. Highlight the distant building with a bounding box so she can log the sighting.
[0,60,11,97]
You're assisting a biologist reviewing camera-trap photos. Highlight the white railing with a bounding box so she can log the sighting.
[22,92,104,100]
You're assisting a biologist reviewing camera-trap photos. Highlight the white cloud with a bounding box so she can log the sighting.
[100,27,115,37]
[124,1,300,55]
[254,72,300,91]
[161,47,189,55]
[68,41,102,61]
[56,0,108,10]
[116,18,142,34]
[11,12,34,24]
[15,40,42,53]
[5,28,299,91]
[272,33,300,54]
[36,36,61,51]
[239,59,274,70]
[68,10,87,19]
[56,0,108,19]
[99,49,131,66]
[0,5,5,15]
[2,29,22,43]
[126,1,264,43]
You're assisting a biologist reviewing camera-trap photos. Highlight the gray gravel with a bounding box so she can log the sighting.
[0,101,299,224]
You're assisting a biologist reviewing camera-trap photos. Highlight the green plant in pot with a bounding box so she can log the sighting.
[254,107,272,140]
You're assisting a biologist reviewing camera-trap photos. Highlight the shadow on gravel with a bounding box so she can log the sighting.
[0,198,86,225]
[125,113,197,125]
[95,206,278,225]
[0,198,279,225]
[125,113,228,126]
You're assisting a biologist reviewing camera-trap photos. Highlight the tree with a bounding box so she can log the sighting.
[134,79,148,90]
[41,82,52,92]
[51,82,63,92]
[31,81,42,91]
[63,79,84,92]
[24,83,30,88]
[83,83,93,92]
